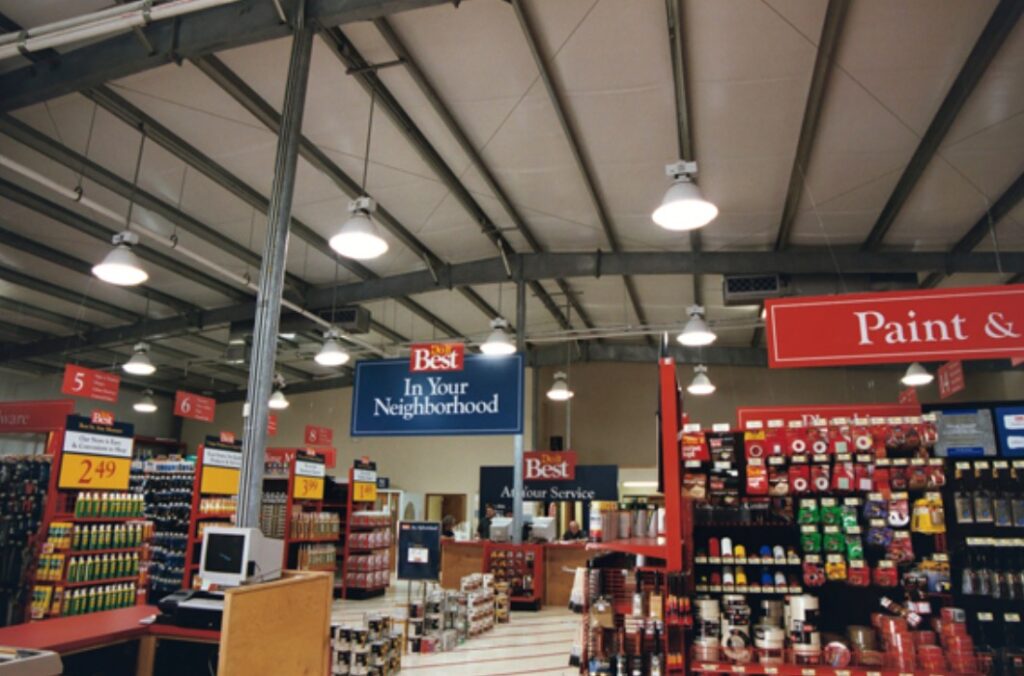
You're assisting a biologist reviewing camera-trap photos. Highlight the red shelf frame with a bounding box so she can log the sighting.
[182,443,235,589]
[338,459,388,599]
[273,450,340,573]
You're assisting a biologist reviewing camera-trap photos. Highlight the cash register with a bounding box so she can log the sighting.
[157,527,283,630]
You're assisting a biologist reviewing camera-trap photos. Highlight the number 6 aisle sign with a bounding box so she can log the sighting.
[174,390,216,422]
[58,415,134,491]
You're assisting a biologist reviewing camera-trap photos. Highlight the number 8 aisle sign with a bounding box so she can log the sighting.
[58,415,134,491]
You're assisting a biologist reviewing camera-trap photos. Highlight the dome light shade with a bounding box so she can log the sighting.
[687,365,716,396]
[330,198,388,260]
[547,371,574,401]
[677,305,717,347]
[901,362,934,387]
[314,330,350,367]
[133,390,157,413]
[480,318,516,356]
[123,342,156,376]
[268,389,290,410]
[653,175,718,231]
[93,231,148,286]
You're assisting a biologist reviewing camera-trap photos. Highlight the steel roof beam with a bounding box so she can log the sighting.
[0,113,310,298]
[0,0,453,113]
[861,0,1022,251]
[362,20,593,331]
[920,171,1024,289]
[192,55,476,337]
[774,0,849,250]
[511,0,650,339]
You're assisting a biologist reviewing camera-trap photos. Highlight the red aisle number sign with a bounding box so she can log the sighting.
[304,425,333,445]
[61,364,120,403]
[174,391,216,422]
[898,387,919,405]
[938,360,966,399]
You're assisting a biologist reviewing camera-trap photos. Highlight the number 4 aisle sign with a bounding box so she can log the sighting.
[58,415,134,490]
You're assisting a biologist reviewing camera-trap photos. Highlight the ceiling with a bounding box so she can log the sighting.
[0,0,1020,398]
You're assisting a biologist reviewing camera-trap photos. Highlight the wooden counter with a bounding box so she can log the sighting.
[441,540,597,606]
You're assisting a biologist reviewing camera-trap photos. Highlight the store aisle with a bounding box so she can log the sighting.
[331,586,579,675]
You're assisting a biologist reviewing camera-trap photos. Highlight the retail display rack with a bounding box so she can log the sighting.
[340,458,391,600]
[27,414,153,621]
[261,450,339,574]
[578,356,689,674]
[482,542,543,609]
[182,438,241,589]
[140,458,194,602]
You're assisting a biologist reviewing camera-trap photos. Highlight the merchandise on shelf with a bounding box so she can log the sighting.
[72,492,145,518]
[331,614,403,675]
[0,456,51,627]
[140,462,194,598]
[260,491,287,538]
[295,544,335,571]
[290,511,340,540]
[198,495,237,517]
[484,543,543,604]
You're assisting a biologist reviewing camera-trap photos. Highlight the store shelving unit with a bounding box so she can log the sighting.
[482,542,543,609]
[141,459,194,602]
[263,451,339,574]
[182,439,240,589]
[339,459,390,600]
[27,428,152,621]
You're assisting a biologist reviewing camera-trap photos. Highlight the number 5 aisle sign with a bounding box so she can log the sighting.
[61,364,120,403]
[58,415,134,490]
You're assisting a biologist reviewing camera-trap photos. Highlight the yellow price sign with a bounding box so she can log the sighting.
[200,466,240,495]
[353,481,377,503]
[293,476,325,500]
[59,452,131,490]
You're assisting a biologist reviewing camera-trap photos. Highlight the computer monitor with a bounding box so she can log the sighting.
[531,516,557,542]
[200,526,284,587]
[489,517,513,542]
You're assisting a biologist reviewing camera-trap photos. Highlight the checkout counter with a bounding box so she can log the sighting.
[440,539,597,607]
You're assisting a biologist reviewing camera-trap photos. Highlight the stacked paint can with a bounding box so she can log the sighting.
[787,595,821,665]
[693,598,721,661]
[721,595,753,664]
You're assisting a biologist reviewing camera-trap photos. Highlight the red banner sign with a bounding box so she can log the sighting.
[524,450,577,481]
[765,285,1024,368]
[1013,356,1024,367]
[409,342,465,372]
[267,414,278,437]
[266,446,336,469]
[898,387,919,405]
[937,360,965,399]
[61,364,120,403]
[0,400,75,433]
[736,404,920,428]
[174,391,215,422]
[304,424,333,445]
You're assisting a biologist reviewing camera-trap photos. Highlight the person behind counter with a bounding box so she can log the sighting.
[476,504,496,539]
[562,520,586,541]
[442,515,456,538]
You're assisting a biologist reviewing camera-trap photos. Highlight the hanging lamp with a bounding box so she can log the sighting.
[677,305,717,347]
[652,160,718,231]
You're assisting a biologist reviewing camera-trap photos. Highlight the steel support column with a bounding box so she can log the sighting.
[238,14,313,530]
[512,277,527,544]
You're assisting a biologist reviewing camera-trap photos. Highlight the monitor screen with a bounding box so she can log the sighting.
[204,533,246,574]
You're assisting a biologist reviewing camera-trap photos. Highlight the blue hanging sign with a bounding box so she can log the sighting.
[351,354,524,436]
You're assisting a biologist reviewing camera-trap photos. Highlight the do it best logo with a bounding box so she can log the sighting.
[409,343,465,372]
[524,451,577,481]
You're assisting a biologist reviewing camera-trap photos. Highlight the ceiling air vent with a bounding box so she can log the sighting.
[723,274,784,305]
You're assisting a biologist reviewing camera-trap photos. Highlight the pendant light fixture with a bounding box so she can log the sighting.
[268,389,290,410]
[547,371,574,401]
[480,318,516,356]
[652,160,718,231]
[687,365,716,395]
[677,305,717,347]
[901,362,934,387]
[94,133,148,285]
[133,390,157,413]
[330,91,388,260]
[314,328,350,367]
[123,342,156,376]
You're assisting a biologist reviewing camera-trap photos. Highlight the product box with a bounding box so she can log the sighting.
[932,408,997,457]
[994,406,1024,457]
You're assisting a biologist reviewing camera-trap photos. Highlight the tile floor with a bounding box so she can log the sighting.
[331,585,580,675]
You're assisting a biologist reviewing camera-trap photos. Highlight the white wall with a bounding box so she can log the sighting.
[0,368,179,438]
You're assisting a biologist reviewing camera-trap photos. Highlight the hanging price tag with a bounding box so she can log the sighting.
[293,455,326,500]
[58,415,134,490]
[200,439,242,495]
[353,482,377,502]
